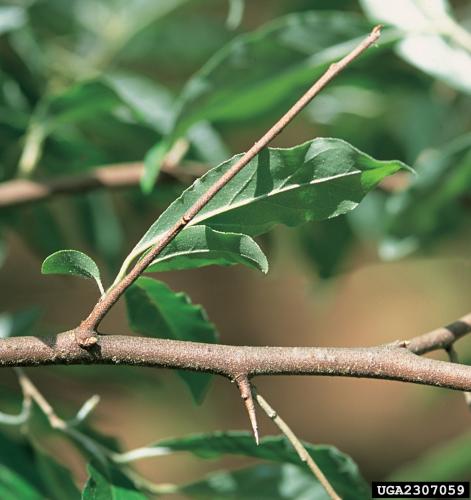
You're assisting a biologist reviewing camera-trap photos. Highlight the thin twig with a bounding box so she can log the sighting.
[75,25,383,346]
[254,389,341,500]
[14,368,66,430]
[0,161,206,210]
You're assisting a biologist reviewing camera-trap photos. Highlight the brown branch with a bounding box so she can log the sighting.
[76,25,384,346]
[0,161,205,210]
[0,328,470,391]
[407,312,471,355]
[255,389,340,500]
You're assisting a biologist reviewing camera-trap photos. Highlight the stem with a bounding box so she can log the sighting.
[77,25,383,346]
[1,328,471,391]
[255,389,341,500]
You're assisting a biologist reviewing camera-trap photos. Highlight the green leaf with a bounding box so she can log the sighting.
[182,463,355,500]
[0,6,26,35]
[121,138,409,274]
[41,249,104,295]
[33,446,80,500]
[119,431,368,499]
[125,277,218,403]
[141,139,172,193]
[170,12,390,137]
[389,430,471,481]
[360,0,471,94]
[298,217,353,279]
[103,73,174,134]
[0,433,44,497]
[0,466,43,500]
[146,226,268,273]
[380,133,471,259]
[82,462,146,500]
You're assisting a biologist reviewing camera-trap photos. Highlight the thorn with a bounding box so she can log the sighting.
[235,375,259,445]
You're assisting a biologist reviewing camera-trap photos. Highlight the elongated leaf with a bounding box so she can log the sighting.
[360,0,471,94]
[121,138,408,274]
[125,277,218,403]
[380,133,471,259]
[82,462,146,500]
[41,249,104,295]
[181,463,359,500]
[118,431,368,498]
[146,225,268,273]
[170,12,388,137]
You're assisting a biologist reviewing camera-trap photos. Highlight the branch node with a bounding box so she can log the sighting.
[234,374,259,445]
[75,327,98,348]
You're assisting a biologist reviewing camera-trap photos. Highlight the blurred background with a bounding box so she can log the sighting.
[1,0,471,492]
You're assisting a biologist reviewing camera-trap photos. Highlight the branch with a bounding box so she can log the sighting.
[0,328,470,391]
[0,161,205,210]
[75,25,383,346]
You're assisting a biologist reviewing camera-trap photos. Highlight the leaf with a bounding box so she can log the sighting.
[170,12,390,137]
[33,446,80,500]
[103,72,174,134]
[41,249,104,295]
[360,0,471,94]
[82,462,146,500]
[119,431,369,499]
[389,430,471,481]
[0,466,43,500]
[0,432,44,496]
[380,133,471,259]
[0,6,26,35]
[298,217,353,280]
[146,225,268,274]
[125,277,218,403]
[182,463,327,499]
[121,138,409,274]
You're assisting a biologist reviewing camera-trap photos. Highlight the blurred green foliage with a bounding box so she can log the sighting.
[1,0,471,497]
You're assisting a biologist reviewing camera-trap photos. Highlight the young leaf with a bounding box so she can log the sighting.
[146,225,268,274]
[41,249,104,295]
[82,462,146,500]
[117,431,369,498]
[125,277,218,403]
[120,138,409,275]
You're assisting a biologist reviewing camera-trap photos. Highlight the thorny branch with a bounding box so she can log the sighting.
[75,25,384,346]
[2,24,471,491]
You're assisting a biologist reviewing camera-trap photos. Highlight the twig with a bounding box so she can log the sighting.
[14,368,66,430]
[75,25,384,346]
[407,311,471,355]
[254,389,341,500]
[0,161,206,210]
